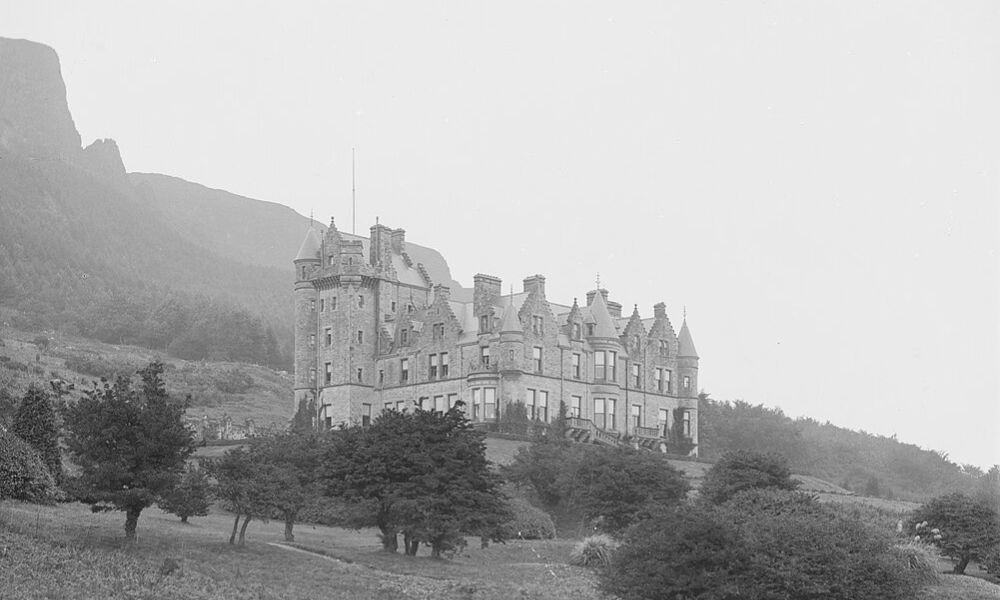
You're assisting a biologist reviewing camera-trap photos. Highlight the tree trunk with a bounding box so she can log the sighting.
[124,507,142,542]
[431,541,443,559]
[238,514,252,546]
[284,517,295,542]
[954,555,971,574]
[180,515,189,524]
[404,536,419,556]
[378,524,398,552]
[229,514,240,544]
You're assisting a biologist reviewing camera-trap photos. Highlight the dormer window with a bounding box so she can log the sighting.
[587,323,595,336]
[572,322,581,340]
[531,316,544,335]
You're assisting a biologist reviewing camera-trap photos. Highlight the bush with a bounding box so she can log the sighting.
[0,429,57,503]
[699,449,799,504]
[909,492,1000,574]
[157,464,213,523]
[894,540,942,584]
[569,534,618,569]
[498,497,556,540]
[601,491,923,600]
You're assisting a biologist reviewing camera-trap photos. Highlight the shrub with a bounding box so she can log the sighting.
[11,385,62,485]
[158,464,213,523]
[499,496,556,540]
[0,429,57,503]
[699,449,799,504]
[569,534,618,569]
[602,491,923,600]
[982,545,1000,577]
[894,540,942,584]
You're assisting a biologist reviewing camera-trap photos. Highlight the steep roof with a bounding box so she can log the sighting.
[678,320,699,358]
[499,295,524,334]
[587,290,619,339]
[294,228,321,261]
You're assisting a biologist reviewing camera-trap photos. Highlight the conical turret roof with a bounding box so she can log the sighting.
[295,228,322,261]
[678,319,698,358]
[587,289,619,339]
[499,296,523,335]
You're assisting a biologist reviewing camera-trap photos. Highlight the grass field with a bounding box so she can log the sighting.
[3,499,999,600]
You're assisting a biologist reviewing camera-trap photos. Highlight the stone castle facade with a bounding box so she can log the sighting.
[293,219,699,453]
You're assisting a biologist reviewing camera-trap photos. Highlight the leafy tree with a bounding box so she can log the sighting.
[699,449,799,504]
[290,395,317,433]
[909,492,1000,574]
[322,404,509,557]
[498,400,530,436]
[63,362,195,541]
[11,385,62,485]
[0,429,57,503]
[158,464,213,523]
[206,445,270,545]
[664,407,696,456]
[252,430,323,541]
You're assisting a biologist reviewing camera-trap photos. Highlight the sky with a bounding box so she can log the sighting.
[5,1,999,468]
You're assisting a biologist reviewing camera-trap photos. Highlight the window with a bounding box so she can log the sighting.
[324,362,332,384]
[594,398,606,429]
[570,395,582,418]
[432,322,445,340]
[308,333,315,349]
[526,389,536,420]
[357,330,364,344]
[310,299,316,312]
[538,391,549,422]
[683,375,691,391]
[440,352,449,377]
[320,298,325,312]
[655,367,664,392]
[378,369,384,385]
[572,322,581,340]
[632,363,642,388]
[480,345,490,367]
[607,398,617,430]
[391,300,397,312]
[609,351,617,381]
[325,328,332,347]
[587,323,595,336]
[572,353,581,379]
[682,410,691,437]
[418,397,428,410]
[400,358,409,383]
[659,340,668,356]
[356,368,363,382]
[384,402,393,412]
[434,395,446,413]
[408,304,414,313]
[631,404,641,429]
[531,315,543,335]
[328,255,335,266]
[325,416,332,429]
[533,346,542,373]
[658,408,669,435]
[362,404,372,427]
[484,387,496,419]
[665,370,672,393]
[448,393,458,409]
[309,367,316,383]
[331,296,337,310]
[400,328,408,345]
[358,295,364,308]
[479,314,490,333]
[301,266,307,279]
[472,388,482,421]
[396,400,405,411]
[428,353,438,379]
[594,351,606,380]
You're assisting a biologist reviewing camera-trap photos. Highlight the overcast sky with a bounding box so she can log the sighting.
[6,1,998,468]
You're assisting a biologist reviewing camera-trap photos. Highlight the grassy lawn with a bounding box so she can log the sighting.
[0,500,599,600]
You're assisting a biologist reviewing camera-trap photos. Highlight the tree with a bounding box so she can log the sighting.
[322,404,509,557]
[290,396,317,433]
[909,492,1000,574]
[207,446,270,545]
[158,464,213,523]
[11,385,62,485]
[252,430,323,541]
[664,407,696,456]
[0,429,57,503]
[63,362,195,541]
[699,449,799,505]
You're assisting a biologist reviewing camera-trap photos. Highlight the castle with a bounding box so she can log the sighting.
[293,219,699,454]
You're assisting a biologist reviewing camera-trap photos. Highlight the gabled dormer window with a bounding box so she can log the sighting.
[531,316,544,335]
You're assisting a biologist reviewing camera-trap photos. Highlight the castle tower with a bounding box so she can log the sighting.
[676,318,699,398]
[293,227,321,411]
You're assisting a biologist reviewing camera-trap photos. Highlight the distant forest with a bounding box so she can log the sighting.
[698,394,988,502]
[0,155,292,369]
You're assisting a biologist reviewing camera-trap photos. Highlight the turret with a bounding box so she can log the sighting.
[677,319,699,398]
[293,227,321,411]
[498,294,524,370]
